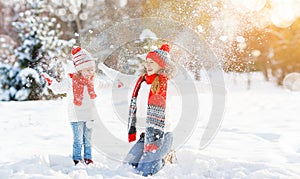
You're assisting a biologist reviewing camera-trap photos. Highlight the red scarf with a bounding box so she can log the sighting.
[70,73,97,106]
[128,73,168,152]
[145,74,167,107]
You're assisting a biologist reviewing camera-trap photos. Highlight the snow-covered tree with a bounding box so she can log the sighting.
[0,0,75,101]
[0,35,16,65]
[47,0,102,37]
[13,0,74,70]
[0,64,20,101]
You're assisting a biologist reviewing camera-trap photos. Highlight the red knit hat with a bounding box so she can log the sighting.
[146,44,171,69]
[71,46,95,71]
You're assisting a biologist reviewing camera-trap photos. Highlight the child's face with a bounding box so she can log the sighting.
[145,58,162,76]
[80,67,95,78]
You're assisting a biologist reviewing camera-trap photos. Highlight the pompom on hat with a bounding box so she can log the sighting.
[71,46,95,71]
[146,44,171,69]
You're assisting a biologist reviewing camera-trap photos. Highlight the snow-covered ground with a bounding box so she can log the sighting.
[1,72,300,179]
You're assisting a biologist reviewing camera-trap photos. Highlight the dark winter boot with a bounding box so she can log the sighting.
[84,158,94,165]
[73,160,80,166]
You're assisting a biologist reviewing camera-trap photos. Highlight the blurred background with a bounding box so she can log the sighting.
[0,0,299,101]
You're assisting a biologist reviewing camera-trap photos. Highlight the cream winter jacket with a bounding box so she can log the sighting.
[48,76,110,122]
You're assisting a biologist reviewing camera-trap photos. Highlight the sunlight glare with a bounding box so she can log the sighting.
[270,0,296,28]
[231,0,266,12]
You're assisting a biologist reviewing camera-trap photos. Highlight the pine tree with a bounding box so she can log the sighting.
[6,0,75,101]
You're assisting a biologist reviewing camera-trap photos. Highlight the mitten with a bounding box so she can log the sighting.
[144,127,164,153]
[117,79,124,88]
[68,73,74,78]
[41,73,53,85]
[128,126,137,143]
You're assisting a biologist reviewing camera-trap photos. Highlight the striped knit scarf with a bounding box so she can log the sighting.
[128,73,168,152]
[70,73,97,106]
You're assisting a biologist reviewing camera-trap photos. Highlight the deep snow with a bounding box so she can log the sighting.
[0,72,300,179]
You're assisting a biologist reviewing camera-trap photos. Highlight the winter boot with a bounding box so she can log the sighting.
[163,150,177,165]
[73,160,80,166]
[84,158,94,165]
